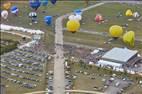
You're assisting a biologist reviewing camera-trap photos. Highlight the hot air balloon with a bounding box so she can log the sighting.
[10,6,19,16]
[109,25,123,38]
[74,15,82,21]
[29,12,37,23]
[3,2,11,10]
[66,20,80,33]
[40,0,48,6]
[95,14,103,23]
[1,10,8,19]
[123,31,135,47]
[50,0,57,5]
[125,9,133,17]
[68,15,76,20]
[44,16,53,25]
[133,12,140,18]
[74,9,82,15]
[29,0,41,11]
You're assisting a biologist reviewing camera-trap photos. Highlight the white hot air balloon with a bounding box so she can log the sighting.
[133,12,140,18]
[1,10,8,19]
[74,15,82,21]
[68,15,76,20]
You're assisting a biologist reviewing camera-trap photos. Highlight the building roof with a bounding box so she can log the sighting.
[102,47,138,63]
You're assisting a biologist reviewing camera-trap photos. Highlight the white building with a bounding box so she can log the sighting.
[97,47,138,68]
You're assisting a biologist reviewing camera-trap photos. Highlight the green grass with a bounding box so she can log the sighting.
[81,3,142,39]
[64,31,142,53]
[0,32,23,41]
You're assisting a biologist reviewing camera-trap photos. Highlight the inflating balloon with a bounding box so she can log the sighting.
[68,15,76,20]
[29,12,37,23]
[109,25,123,38]
[66,20,80,33]
[95,14,103,23]
[40,0,48,6]
[3,2,11,10]
[74,15,82,21]
[133,12,140,18]
[123,31,135,47]
[125,9,133,17]
[50,0,57,5]
[1,10,8,19]
[29,0,41,10]
[10,6,19,15]
[44,16,53,25]
[74,9,82,15]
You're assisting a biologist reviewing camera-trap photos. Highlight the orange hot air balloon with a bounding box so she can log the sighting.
[3,2,11,10]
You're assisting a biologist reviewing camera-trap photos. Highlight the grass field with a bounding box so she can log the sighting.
[0,32,24,41]
[64,31,142,54]
[81,3,142,39]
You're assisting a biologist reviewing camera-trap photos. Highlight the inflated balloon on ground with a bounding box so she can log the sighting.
[44,16,53,25]
[1,10,8,19]
[40,0,48,6]
[109,25,123,38]
[10,6,19,15]
[95,14,103,23]
[125,9,133,17]
[123,31,135,47]
[29,0,41,10]
[66,20,80,33]
[3,2,11,10]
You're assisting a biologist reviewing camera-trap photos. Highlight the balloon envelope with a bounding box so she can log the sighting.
[50,0,57,5]
[1,10,8,19]
[123,31,135,47]
[66,20,80,33]
[29,0,41,10]
[68,15,76,20]
[10,6,19,14]
[3,2,11,10]
[74,9,82,15]
[109,25,123,38]
[29,12,37,17]
[95,14,103,22]
[74,15,82,21]
[44,16,52,25]
[125,9,133,17]
[133,12,140,18]
[40,0,48,6]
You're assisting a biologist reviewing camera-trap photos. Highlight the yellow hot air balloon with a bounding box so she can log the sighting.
[66,20,80,33]
[3,2,11,10]
[123,31,135,47]
[125,9,133,17]
[109,25,123,38]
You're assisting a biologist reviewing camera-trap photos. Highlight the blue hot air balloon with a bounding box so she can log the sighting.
[50,0,57,5]
[74,9,82,15]
[44,16,52,25]
[29,0,41,10]
[10,6,19,15]
[40,0,48,6]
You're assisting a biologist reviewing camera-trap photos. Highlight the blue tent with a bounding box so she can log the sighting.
[44,16,52,25]
[29,0,41,10]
